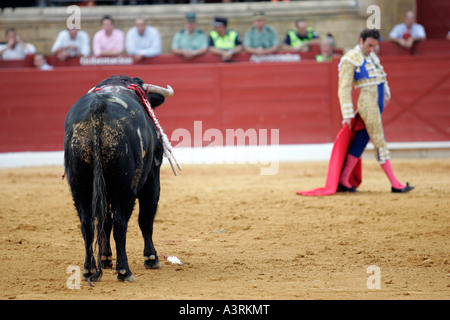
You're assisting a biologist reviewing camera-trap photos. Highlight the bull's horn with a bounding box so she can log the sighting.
[143,84,174,97]
[87,87,96,93]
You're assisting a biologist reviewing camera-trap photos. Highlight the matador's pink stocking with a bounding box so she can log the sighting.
[381,160,405,189]
[339,153,359,188]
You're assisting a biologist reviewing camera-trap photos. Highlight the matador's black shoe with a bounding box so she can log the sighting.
[337,182,358,192]
[391,182,414,193]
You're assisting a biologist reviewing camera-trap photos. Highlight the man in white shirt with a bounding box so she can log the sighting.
[389,10,426,48]
[126,17,162,61]
[51,28,90,61]
[0,28,36,60]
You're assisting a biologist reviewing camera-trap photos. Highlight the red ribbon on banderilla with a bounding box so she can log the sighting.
[127,83,182,176]
[62,83,182,180]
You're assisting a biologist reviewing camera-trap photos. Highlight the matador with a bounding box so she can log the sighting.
[337,29,414,193]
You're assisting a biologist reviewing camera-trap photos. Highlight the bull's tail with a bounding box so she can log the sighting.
[88,96,107,286]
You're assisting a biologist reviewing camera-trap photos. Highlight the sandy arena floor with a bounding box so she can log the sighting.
[0,159,449,300]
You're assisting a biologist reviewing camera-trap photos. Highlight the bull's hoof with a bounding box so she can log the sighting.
[117,269,135,282]
[144,255,162,269]
[101,255,113,269]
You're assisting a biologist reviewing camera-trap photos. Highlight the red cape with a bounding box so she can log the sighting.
[296,115,365,196]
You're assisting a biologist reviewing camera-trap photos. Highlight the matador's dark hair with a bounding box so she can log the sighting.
[359,29,380,42]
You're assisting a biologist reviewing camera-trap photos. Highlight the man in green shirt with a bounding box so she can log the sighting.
[171,12,208,59]
[244,11,279,55]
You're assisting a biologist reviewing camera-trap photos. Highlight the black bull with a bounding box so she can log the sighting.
[64,76,170,283]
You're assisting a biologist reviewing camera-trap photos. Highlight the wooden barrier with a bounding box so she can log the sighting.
[0,54,449,153]
[379,39,450,56]
[0,40,447,68]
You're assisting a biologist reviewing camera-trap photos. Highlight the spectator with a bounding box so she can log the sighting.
[33,52,54,71]
[171,12,208,60]
[243,11,279,56]
[51,28,90,61]
[315,36,338,62]
[93,15,124,57]
[282,19,320,52]
[126,17,162,61]
[208,16,243,62]
[389,10,426,48]
[0,28,36,60]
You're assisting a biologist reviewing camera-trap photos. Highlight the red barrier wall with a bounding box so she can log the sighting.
[1,55,449,153]
[0,46,332,69]
[379,39,450,56]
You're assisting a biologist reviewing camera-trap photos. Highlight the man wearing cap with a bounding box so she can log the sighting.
[171,12,208,59]
[244,11,279,55]
[208,16,243,62]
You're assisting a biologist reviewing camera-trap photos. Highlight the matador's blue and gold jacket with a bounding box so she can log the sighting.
[338,45,391,119]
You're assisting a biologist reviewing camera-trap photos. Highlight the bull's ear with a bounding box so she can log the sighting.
[149,93,165,108]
